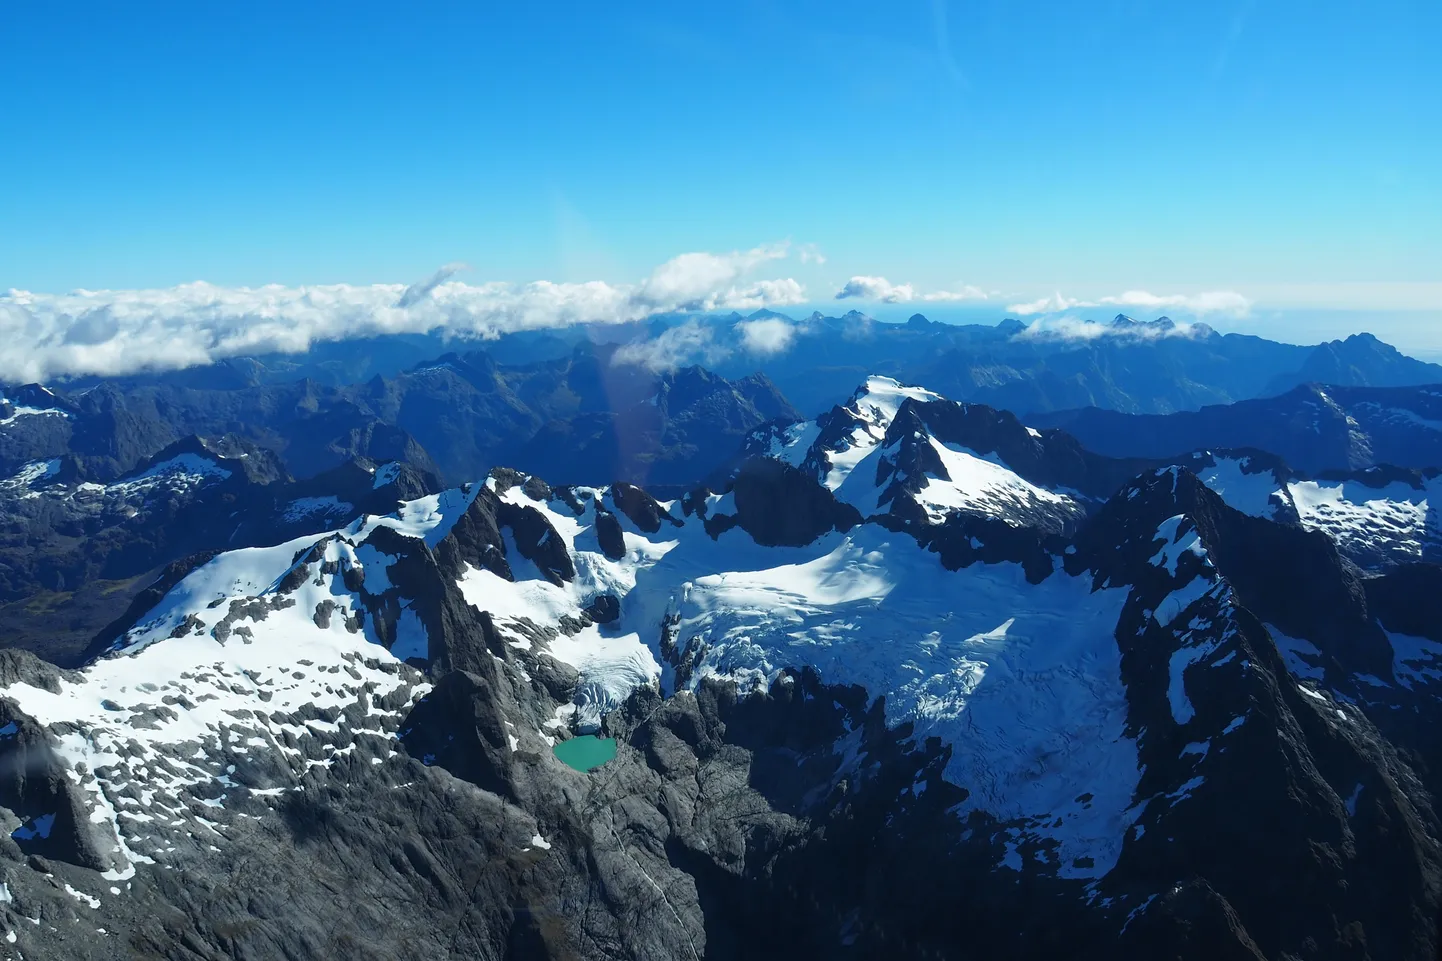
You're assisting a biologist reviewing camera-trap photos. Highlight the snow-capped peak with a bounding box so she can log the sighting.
[745,375,1086,534]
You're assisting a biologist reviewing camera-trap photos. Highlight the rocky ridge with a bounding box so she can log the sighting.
[0,420,1436,957]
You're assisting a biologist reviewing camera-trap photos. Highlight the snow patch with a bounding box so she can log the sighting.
[1289,477,1440,566]
[372,462,403,488]
[1268,626,1327,681]
[123,453,231,485]
[820,377,943,491]
[1194,456,1290,519]
[282,495,353,524]
[1149,515,1209,576]
[906,437,1073,523]
[0,398,71,426]
[1386,631,1442,689]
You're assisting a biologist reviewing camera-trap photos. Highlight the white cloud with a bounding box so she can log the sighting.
[835,276,992,303]
[1010,314,1214,343]
[716,277,807,312]
[395,261,468,308]
[1005,293,1086,316]
[922,285,993,302]
[1098,290,1251,314]
[798,243,827,265]
[634,244,797,310]
[1008,316,1112,342]
[617,313,803,372]
[611,320,725,373]
[735,317,797,355]
[1005,289,1251,318]
[835,276,917,303]
[0,245,806,382]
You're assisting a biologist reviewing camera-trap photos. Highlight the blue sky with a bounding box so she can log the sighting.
[2,1,1439,349]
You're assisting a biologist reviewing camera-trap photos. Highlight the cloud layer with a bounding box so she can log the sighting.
[834,276,992,304]
[611,320,731,373]
[2,248,1275,384]
[0,246,808,382]
[1005,290,1251,317]
[1010,315,1214,343]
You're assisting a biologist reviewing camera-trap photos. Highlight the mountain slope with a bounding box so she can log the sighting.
[1,348,793,491]
[1263,333,1442,397]
[746,378,1442,574]
[742,375,1157,537]
[509,365,799,487]
[1175,451,1442,571]
[0,379,443,484]
[0,445,1437,959]
[0,437,441,664]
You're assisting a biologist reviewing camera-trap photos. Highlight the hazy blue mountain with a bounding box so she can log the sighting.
[1262,332,1442,396]
[485,310,1438,418]
[1031,382,1442,472]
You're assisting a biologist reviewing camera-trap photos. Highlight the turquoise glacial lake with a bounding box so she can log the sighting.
[552,736,617,772]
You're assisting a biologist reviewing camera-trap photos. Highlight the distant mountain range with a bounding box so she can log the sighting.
[0,347,795,489]
[717,316,1442,417]
[32,313,1442,422]
[1031,382,1442,472]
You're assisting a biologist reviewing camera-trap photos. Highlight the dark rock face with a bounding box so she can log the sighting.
[1368,563,1442,642]
[583,593,620,624]
[1117,468,1391,678]
[592,508,627,560]
[498,500,575,586]
[729,458,862,547]
[883,509,1061,583]
[602,476,680,531]
[900,396,1154,500]
[1064,465,1442,961]
[401,669,519,799]
[0,694,123,873]
[434,485,512,582]
[872,400,1092,534]
[608,481,678,534]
